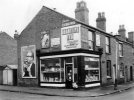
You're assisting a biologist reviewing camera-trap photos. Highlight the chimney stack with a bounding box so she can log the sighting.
[14,30,19,40]
[118,25,126,38]
[128,31,134,43]
[96,12,106,31]
[75,1,89,25]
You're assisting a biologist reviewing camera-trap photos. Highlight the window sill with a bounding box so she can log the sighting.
[105,52,111,55]
[119,56,124,58]
[107,76,112,79]
[120,76,124,78]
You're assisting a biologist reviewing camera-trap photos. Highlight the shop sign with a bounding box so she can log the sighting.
[62,20,76,27]
[61,24,81,50]
[51,38,60,47]
[21,45,36,78]
[41,31,50,48]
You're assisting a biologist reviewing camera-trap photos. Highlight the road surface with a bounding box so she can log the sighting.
[0,88,134,100]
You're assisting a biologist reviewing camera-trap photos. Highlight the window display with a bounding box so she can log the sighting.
[84,57,100,82]
[40,58,64,82]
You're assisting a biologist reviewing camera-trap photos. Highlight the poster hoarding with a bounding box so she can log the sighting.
[21,45,36,78]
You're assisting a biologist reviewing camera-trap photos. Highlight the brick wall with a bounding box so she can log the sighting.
[17,6,73,86]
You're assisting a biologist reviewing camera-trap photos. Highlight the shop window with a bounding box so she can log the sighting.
[88,31,94,50]
[96,33,100,46]
[84,57,100,82]
[106,60,112,78]
[40,58,64,82]
[105,37,110,53]
[119,43,123,57]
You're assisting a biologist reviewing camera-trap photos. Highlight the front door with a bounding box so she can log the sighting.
[65,57,73,89]
[66,64,73,88]
[130,66,133,81]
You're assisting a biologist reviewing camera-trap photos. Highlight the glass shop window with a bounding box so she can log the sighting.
[84,57,100,82]
[40,58,64,82]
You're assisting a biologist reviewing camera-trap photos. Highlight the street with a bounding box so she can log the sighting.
[0,88,134,100]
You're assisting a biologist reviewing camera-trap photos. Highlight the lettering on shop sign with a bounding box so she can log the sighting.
[62,19,76,27]
[61,24,81,50]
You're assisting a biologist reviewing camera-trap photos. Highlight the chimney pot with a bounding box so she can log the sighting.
[102,12,105,18]
[98,12,101,18]
[14,30,19,40]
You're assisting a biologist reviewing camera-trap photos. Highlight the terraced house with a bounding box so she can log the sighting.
[16,1,134,89]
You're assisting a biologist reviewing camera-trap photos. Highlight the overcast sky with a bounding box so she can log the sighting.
[0,0,134,37]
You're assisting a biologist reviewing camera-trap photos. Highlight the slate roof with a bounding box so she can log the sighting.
[0,32,17,66]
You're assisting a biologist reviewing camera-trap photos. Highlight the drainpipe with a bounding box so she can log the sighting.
[114,40,118,90]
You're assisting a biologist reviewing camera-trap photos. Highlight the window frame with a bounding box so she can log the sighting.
[106,60,112,78]
[96,32,101,46]
[105,36,111,53]
[119,43,123,57]
[88,31,94,50]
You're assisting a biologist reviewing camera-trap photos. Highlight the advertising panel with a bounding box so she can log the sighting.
[21,45,36,78]
[41,31,50,48]
[51,38,60,48]
[61,24,81,50]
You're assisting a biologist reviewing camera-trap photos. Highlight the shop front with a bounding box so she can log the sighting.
[39,49,101,89]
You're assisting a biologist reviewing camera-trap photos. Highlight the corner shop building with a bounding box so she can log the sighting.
[17,1,120,89]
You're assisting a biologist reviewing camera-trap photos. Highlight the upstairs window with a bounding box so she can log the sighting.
[119,43,123,57]
[88,31,94,50]
[105,37,110,53]
[96,33,100,46]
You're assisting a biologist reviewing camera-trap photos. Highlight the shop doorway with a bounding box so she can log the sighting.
[65,57,73,89]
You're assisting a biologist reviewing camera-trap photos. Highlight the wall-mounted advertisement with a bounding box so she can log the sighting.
[61,24,81,50]
[51,38,60,48]
[21,45,36,78]
[41,31,50,48]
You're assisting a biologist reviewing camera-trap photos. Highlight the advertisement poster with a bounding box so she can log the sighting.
[41,31,50,48]
[21,45,36,78]
[61,24,81,50]
[51,38,60,48]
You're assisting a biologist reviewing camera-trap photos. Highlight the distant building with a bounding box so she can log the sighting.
[17,1,134,89]
[0,31,18,85]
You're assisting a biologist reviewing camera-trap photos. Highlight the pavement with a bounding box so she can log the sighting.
[0,82,134,97]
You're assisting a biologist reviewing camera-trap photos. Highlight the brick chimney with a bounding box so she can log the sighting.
[75,1,89,25]
[118,25,126,38]
[96,12,106,31]
[14,30,19,40]
[128,31,134,42]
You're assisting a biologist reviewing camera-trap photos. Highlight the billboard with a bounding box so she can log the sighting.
[61,24,81,50]
[21,45,36,78]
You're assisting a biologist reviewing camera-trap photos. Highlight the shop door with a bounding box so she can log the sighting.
[65,64,73,88]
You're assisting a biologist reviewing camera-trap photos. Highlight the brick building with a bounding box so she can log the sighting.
[16,1,134,89]
[0,31,17,85]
